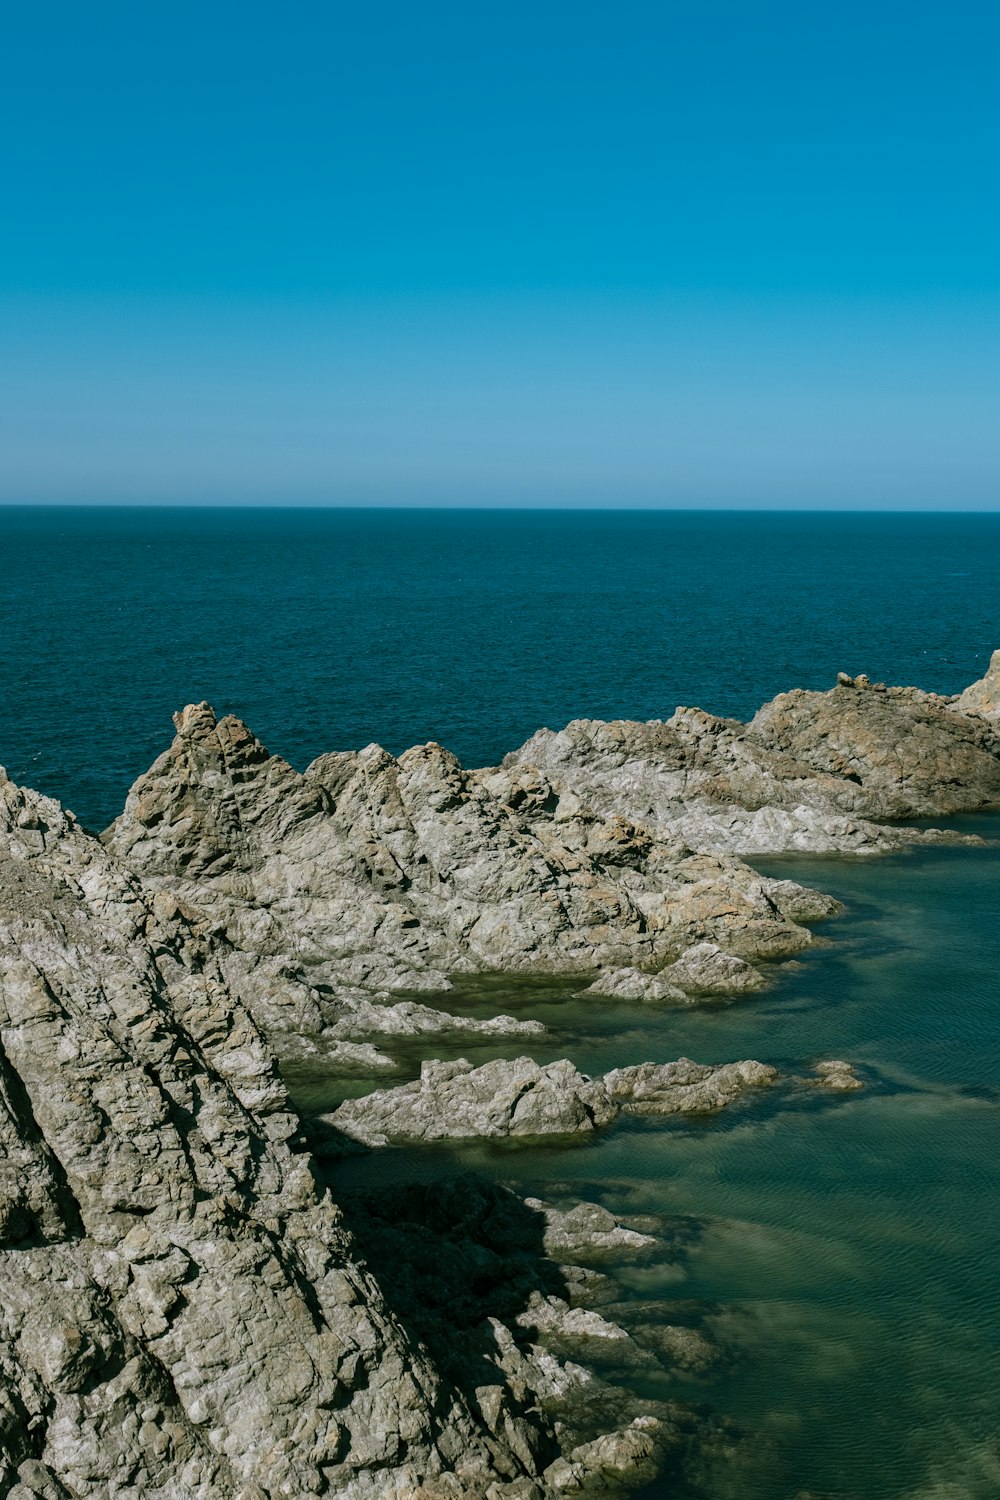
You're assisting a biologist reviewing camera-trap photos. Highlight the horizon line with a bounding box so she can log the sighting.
[1,502,999,516]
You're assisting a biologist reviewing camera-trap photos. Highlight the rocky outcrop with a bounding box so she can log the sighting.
[581,967,687,1003]
[603,1058,778,1115]
[326,1054,777,1146]
[335,1177,720,1497]
[100,705,847,1035]
[99,660,999,1048]
[658,942,766,996]
[507,667,1000,856]
[809,1060,864,1092]
[0,769,684,1498]
[3,655,996,1496]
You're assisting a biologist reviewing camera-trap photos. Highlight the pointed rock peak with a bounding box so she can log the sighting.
[172,702,218,738]
[956,648,1000,719]
[215,714,269,755]
[357,741,398,769]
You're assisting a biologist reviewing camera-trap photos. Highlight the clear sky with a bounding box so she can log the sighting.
[2,1,998,507]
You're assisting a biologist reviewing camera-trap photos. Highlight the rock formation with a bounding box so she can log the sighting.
[327,1055,776,1147]
[956,648,1000,720]
[507,673,1000,855]
[0,770,700,1497]
[100,664,1000,1059]
[101,706,824,1034]
[1,656,997,1497]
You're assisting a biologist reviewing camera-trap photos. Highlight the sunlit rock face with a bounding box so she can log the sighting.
[2,654,997,1496]
[0,766,752,1499]
[955,648,1000,721]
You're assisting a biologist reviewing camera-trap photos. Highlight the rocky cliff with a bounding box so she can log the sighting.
[1,660,998,1497]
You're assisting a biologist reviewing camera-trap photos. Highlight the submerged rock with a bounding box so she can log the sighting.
[811,1060,865,1092]
[523,1199,660,1260]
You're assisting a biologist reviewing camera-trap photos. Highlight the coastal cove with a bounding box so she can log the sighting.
[286,817,1000,1499]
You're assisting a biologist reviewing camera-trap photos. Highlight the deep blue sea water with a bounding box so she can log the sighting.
[2,506,999,1498]
[0,506,998,830]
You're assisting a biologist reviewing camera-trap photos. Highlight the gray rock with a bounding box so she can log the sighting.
[506,658,1000,856]
[328,1057,618,1146]
[580,967,688,1003]
[811,1060,864,1091]
[321,988,546,1041]
[955,648,1000,720]
[604,1058,778,1114]
[328,1053,777,1146]
[521,1199,659,1260]
[0,767,676,1497]
[102,705,820,1031]
[5,652,996,1496]
[660,942,766,996]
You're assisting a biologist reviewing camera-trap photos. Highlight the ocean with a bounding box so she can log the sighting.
[1,506,998,830]
[2,505,999,1497]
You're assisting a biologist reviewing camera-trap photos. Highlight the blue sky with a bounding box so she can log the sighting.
[2,1,998,506]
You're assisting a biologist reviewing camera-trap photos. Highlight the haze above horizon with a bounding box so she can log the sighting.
[2,2,998,509]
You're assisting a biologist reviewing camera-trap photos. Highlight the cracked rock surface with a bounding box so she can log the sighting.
[326,1055,777,1147]
[0,771,678,1498]
[2,657,998,1497]
[101,665,1000,1053]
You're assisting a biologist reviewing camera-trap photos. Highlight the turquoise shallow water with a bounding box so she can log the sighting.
[2,506,999,1496]
[290,823,1000,1499]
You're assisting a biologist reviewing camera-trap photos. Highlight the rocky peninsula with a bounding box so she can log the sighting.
[1,654,998,1497]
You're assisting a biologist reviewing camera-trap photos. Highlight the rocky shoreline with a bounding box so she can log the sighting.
[0,654,998,1497]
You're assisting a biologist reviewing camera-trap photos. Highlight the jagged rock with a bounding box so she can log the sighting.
[749,681,1000,819]
[321,989,545,1042]
[102,706,820,1031]
[603,1058,778,1115]
[327,1054,777,1146]
[324,1040,399,1071]
[515,1296,662,1375]
[956,648,1000,719]
[327,1058,618,1146]
[758,878,845,924]
[582,945,768,1005]
[543,1416,669,1493]
[0,768,676,1497]
[660,942,766,996]
[580,968,687,1003]
[521,1201,659,1261]
[4,654,997,1496]
[506,659,1000,854]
